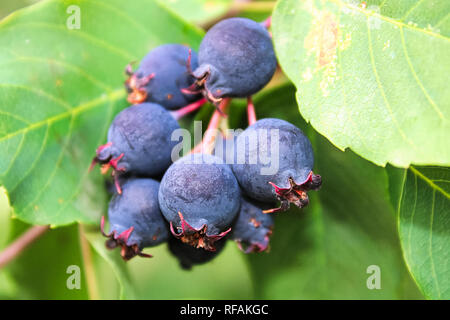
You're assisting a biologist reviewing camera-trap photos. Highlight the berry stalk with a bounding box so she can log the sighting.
[247,97,257,125]
[170,97,208,120]
[0,225,49,269]
[262,16,272,29]
[190,98,231,155]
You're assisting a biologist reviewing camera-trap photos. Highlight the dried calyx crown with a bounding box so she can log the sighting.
[90,142,125,194]
[181,50,224,108]
[100,216,152,261]
[124,62,155,104]
[170,212,230,252]
[263,171,322,214]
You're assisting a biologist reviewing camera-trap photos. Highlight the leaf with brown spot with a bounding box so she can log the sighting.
[273,0,450,167]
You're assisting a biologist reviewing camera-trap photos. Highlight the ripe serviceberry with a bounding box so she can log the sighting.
[232,118,321,213]
[158,153,241,251]
[186,18,276,103]
[125,44,201,110]
[101,178,169,261]
[91,103,179,193]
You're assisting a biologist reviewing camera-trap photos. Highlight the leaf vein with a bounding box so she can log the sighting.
[410,166,450,198]
[0,22,137,61]
[80,0,153,38]
[399,0,426,22]
[0,56,113,92]
[20,115,76,214]
[52,96,118,221]
[428,189,441,298]
[0,83,71,111]
[8,124,49,193]
[407,172,418,266]
[434,12,449,28]
[331,0,450,42]
[0,110,31,124]
[335,4,380,156]
[366,19,420,155]
[0,132,25,177]
[399,27,446,121]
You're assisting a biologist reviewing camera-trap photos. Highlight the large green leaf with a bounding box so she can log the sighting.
[160,0,231,25]
[0,0,203,226]
[272,0,450,167]
[246,84,422,299]
[389,166,450,299]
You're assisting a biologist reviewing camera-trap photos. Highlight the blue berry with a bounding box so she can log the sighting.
[101,178,169,261]
[231,197,273,253]
[125,44,201,110]
[232,118,321,213]
[158,153,241,251]
[92,103,180,193]
[190,18,277,102]
[168,237,227,270]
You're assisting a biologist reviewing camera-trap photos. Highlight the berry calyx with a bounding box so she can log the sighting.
[101,178,169,261]
[90,103,180,193]
[124,44,201,110]
[263,172,322,214]
[100,216,152,261]
[125,69,155,104]
[232,118,322,213]
[158,154,241,252]
[169,212,231,251]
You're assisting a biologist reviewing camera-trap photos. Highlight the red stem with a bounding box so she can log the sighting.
[0,225,49,269]
[263,16,272,29]
[171,98,208,120]
[191,98,231,154]
[247,97,257,125]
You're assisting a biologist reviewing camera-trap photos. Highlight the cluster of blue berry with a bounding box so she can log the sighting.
[91,18,321,269]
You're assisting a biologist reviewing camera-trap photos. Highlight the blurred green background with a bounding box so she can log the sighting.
[0,0,40,19]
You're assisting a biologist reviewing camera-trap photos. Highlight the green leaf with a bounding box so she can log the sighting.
[84,229,137,300]
[158,0,231,25]
[389,166,450,299]
[2,222,89,299]
[159,0,276,26]
[272,0,450,167]
[246,84,422,299]
[0,0,203,226]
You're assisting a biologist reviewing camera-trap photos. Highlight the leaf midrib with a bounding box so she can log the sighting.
[410,166,450,198]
